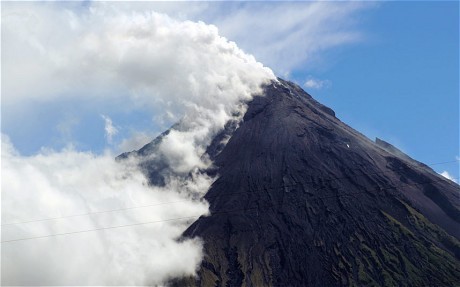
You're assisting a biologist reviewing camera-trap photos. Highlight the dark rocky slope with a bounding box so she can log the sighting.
[132,79,460,286]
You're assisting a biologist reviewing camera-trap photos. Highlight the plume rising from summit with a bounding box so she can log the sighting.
[2,3,273,285]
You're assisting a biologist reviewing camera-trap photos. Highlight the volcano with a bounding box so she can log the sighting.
[126,79,460,286]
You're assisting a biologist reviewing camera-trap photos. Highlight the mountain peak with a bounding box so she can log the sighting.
[135,78,460,286]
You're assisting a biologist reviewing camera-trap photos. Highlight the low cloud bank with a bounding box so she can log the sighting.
[1,136,210,285]
[2,2,274,285]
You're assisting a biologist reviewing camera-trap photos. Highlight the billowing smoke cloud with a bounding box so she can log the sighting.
[3,2,273,119]
[1,2,274,285]
[86,1,374,77]
[3,0,274,164]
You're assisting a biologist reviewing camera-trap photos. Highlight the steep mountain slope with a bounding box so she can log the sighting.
[131,79,460,286]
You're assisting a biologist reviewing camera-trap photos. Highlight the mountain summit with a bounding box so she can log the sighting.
[131,79,460,286]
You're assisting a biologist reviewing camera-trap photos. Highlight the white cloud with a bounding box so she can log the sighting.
[440,170,458,183]
[2,1,274,166]
[2,1,372,155]
[1,137,210,285]
[101,114,118,144]
[2,2,274,107]
[104,1,374,76]
[117,131,157,153]
[304,77,331,90]
[197,2,375,76]
[1,2,275,285]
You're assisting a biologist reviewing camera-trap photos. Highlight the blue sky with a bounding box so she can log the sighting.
[291,1,459,180]
[2,1,459,180]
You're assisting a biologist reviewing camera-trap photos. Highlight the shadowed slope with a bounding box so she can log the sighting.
[134,79,460,286]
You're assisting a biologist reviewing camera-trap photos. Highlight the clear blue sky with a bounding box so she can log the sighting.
[290,1,459,180]
[2,1,459,180]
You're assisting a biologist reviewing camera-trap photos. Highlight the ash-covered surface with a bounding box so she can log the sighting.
[136,79,460,286]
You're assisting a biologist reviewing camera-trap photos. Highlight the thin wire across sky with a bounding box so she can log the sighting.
[2,159,458,244]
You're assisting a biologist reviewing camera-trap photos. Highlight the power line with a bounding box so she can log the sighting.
[0,199,204,227]
[0,215,200,244]
[3,176,459,285]
[426,159,460,166]
[2,159,458,227]
[308,176,459,201]
[210,159,459,200]
[294,158,459,192]
[2,176,457,244]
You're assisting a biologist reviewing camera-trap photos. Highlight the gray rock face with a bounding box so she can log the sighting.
[133,79,460,286]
